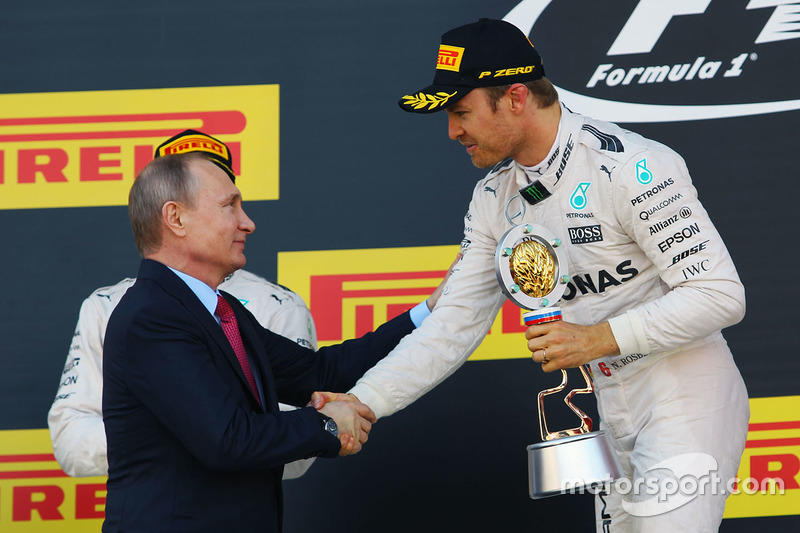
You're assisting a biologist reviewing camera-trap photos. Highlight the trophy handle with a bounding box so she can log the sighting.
[537,365,595,441]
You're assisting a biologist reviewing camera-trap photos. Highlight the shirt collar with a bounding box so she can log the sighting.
[167,267,219,317]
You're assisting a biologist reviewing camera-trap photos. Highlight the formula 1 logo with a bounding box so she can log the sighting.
[0,85,279,210]
[277,245,535,360]
[504,0,800,122]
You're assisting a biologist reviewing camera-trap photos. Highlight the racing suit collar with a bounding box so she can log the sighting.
[514,104,584,201]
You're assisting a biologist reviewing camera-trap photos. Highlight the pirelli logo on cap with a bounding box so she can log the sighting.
[157,135,230,159]
[436,44,464,72]
[277,245,533,360]
[0,84,280,210]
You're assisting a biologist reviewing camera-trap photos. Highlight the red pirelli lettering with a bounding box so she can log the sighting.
[501,299,527,334]
[80,146,123,181]
[749,454,800,489]
[13,485,65,521]
[0,111,246,142]
[310,271,444,341]
[17,149,68,183]
[0,453,69,479]
[75,483,107,519]
[745,420,800,448]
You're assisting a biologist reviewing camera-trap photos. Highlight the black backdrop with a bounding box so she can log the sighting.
[1,0,798,531]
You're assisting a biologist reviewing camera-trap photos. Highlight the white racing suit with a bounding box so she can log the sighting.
[350,105,749,531]
[48,269,319,480]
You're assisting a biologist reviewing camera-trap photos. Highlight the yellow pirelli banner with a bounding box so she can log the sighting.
[0,430,105,531]
[724,395,800,518]
[278,245,532,360]
[0,84,279,210]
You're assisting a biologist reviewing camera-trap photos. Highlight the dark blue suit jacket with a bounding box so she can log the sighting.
[102,259,414,532]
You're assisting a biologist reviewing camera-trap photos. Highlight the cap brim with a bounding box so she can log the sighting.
[398,84,472,114]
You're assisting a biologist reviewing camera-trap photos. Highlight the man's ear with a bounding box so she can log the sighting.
[507,83,529,114]
[162,201,187,238]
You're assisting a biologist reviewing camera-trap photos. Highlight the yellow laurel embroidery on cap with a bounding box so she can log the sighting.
[401,91,458,111]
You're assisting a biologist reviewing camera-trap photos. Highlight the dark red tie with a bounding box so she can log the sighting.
[215,294,261,406]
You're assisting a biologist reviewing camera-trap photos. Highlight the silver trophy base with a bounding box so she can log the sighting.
[527,431,622,499]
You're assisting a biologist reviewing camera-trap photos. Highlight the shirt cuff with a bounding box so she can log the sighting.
[408,301,431,328]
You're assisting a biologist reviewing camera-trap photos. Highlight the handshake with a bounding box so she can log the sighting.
[310,391,376,457]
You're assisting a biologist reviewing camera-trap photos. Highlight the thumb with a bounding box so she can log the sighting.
[310,391,335,410]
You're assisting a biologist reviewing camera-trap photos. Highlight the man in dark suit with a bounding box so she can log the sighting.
[102,131,433,532]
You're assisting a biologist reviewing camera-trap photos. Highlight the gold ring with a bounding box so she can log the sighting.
[542,348,549,363]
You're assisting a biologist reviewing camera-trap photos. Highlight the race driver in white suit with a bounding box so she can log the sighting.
[314,19,749,532]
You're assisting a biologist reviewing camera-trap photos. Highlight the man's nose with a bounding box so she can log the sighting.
[448,115,464,140]
[240,210,256,234]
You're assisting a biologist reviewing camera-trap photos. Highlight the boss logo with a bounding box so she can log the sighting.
[568,224,603,244]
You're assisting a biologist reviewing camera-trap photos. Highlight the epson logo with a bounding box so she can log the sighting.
[657,223,700,253]
[504,0,800,122]
[568,224,603,244]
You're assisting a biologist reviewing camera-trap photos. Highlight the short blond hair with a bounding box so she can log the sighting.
[483,77,559,111]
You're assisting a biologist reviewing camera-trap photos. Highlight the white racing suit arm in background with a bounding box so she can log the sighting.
[349,189,507,420]
[48,281,129,477]
[603,147,745,356]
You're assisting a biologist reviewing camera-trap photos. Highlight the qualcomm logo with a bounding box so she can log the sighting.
[504,0,800,122]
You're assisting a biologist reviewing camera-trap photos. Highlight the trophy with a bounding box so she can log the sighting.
[495,223,622,499]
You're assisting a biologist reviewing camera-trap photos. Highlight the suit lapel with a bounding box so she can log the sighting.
[138,259,266,411]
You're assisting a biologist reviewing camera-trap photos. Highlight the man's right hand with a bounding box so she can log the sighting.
[317,399,376,456]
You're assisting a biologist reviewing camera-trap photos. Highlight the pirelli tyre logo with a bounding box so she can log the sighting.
[0,429,106,531]
[723,395,800,519]
[277,245,533,360]
[436,45,464,72]
[0,84,279,210]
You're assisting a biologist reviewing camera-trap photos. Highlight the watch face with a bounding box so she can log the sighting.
[325,419,338,437]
